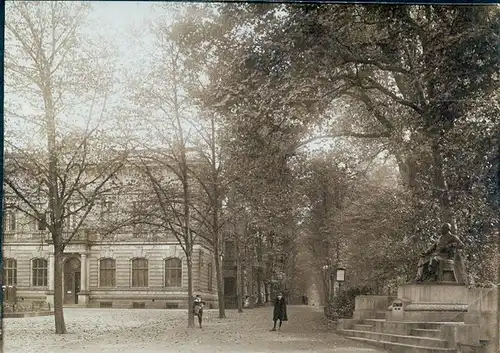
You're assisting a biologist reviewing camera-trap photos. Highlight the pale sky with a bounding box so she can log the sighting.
[86,1,161,66]
[6,1,337,154]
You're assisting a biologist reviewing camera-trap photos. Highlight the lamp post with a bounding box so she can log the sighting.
[322,264,330,302]
[336,267,346,293]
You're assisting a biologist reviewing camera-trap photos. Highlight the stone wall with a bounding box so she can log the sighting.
[353,295,395,320]
[465,287,498,350]
[87,291,219,309]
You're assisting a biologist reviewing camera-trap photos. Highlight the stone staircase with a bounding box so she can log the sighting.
[338,318,466,353]
[335,283,497,353]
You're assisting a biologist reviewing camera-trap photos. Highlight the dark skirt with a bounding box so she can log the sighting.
[273,298,288,321]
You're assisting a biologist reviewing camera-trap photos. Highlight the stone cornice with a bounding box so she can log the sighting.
[405,303,468,312]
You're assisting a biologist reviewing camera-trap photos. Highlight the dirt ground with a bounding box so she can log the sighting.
[3,305,387,353]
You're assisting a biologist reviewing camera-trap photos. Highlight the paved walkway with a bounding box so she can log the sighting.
[4,305,388,353]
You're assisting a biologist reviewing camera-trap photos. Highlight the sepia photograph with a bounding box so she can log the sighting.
[1,1,499,353]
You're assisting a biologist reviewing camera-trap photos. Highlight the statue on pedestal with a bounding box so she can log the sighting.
[415,223,466,283]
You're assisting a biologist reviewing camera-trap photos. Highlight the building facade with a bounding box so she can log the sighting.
[3,230,217,309]
[2,149,218,309]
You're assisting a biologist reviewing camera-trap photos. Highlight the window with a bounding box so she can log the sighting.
[4,211,16,231]
[66,204,78,229]
[164,258,182,287]
[38,212,48,231]
[99,258,116,287]
[225,241,235,260]
[3,258,17,286]
[131,258,148,287]
[207,262,213,292]
[32,258,48,287]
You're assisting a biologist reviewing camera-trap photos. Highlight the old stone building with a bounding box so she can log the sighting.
[3,233,217,308]
[3,232,216,309]
[2,150,218,309]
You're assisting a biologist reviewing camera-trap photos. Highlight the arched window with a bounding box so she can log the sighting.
[32,258,48,287]
[3,258,17,286]
[99,258,116,287]
[131,258,148,287]
[164,258,182,287]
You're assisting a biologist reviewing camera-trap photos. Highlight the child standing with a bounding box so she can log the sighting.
[271,292,288,331]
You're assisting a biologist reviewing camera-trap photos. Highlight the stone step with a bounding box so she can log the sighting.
[412,328,442,338]
[339,329,449,348]
[353,324,373,331]
[348,337,456,353]
[363,319,464,335]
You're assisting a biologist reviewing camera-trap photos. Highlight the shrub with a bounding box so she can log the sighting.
[324,286,375,320]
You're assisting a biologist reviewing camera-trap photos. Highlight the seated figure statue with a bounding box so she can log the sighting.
[415,223,466,283]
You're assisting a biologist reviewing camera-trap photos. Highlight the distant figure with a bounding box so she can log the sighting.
[193,295,205,328]
[271,292,288,331]
[302,294,309,305]
[243,295,250,308]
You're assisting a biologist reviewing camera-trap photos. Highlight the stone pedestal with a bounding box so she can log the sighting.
[391,282,468,322]
[78,291,90,306]
[341,281,497,352]
[398,282,468,303]
[388,282,468,322]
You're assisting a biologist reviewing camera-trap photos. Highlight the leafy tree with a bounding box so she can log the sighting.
[4,2,125,334]
[180,4,500,287]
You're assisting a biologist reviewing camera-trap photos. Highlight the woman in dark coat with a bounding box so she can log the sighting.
[271,292,288,331]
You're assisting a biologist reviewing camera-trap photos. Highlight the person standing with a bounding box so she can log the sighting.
[302,294,309,305]
[193,295,205,328]
[271,292,288,331]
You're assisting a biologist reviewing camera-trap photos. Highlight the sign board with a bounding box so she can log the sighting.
[336,268,346,282]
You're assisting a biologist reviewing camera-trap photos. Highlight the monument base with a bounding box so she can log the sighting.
[339,282,496,352]
[388,282,468,322]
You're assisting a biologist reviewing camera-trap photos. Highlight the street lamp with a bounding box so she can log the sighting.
[322,265,331,301]
[336,267,346,292]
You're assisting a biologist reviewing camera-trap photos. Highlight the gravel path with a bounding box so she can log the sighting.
[3,305,387,353]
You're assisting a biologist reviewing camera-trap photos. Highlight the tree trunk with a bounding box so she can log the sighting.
[187,254,195,328]
[247,247,254,309]
[214,239,226,318]
[256,268,263,305]
[496,142,500,352]
[236,236,243,313]
[322,271,330,305]
[496,229,500,352]
[431,140,456,230]
[53,245,66,334]
[395,153,417,189]
[211,184,226,318]
[256,234,263,305]
[45,86,67,334]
